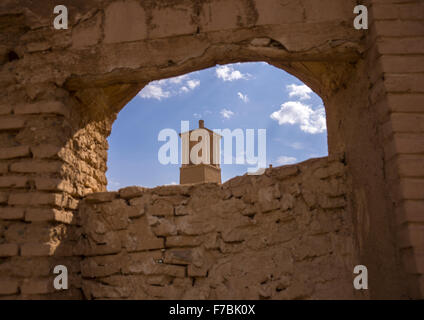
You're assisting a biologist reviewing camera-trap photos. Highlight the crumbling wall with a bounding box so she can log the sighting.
[78,157,361,300]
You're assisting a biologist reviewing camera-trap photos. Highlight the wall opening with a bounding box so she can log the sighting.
[106,62,328,190]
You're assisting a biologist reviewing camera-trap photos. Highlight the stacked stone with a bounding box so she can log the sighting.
[78,157,358,300]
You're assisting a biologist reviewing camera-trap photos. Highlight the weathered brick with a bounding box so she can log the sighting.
[0,207,25,220]
[0,176,28,188]
[20,279,51,294]
[399,178,424,200]
[396,201,424,225]
[0,279,19,295]
[85,192,118,203]
[0,162,8,173]
[34,177,74,193]
[0,192,8,204]
[25,208,74,224]
[20,243,57,257]
[0,146,30,160]
[31,144,61,159]
[0,105,12,115]
[8,192,65,206]
[14,101,70,118]
[0,243,19,257]
[10,160,63,173]
[0,117,25,130]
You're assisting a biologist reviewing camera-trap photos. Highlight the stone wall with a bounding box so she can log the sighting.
[77,156,361,299]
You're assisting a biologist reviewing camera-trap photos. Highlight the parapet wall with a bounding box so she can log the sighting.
[78,156,362,299]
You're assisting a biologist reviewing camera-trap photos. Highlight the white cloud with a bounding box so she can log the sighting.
[169,75,189,84]
[237,92,249,103]
[216,65,248,81]
[187,79,200,90]
[193,113,202,118]
[139,83,170,100]
[220,108,235,119]
[270,101,327,134]
[287,84,313,100]
[276,156,297,165]
[139,75,200,100]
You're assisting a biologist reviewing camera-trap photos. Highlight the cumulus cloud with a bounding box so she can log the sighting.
[270,101,327,134]
[139,75,200,100]
[216,65,248,81]
[220,108,235,119]
[287,84,313,100]
[276,156,297,165]
[139,83,171,100]
[187,79,200,90]
[237,92,249,103]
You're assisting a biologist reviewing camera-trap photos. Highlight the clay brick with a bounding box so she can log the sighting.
[0,207,25,220]
[25,208,74,224]
[0,117,25,130]
[372,3,424,20]
[0,176,28,188]
[395,155,424,177]
[119,186,145,199]
[0,243,19,257]
[147,199,174,216]
[399,178,424,200]
[8,192,65,207]
[20,279,51,294]
[0,192,8,204]
[374,20,424,37]
[0,162,8,173]
[166,235,202,248]
[10,160,63,173]
[0,279,19,295]
[31,144,61,159]
[14,101,70,118]
[0,146,30,160]
[0,105,12,115]
[401,248,424,274]
[20,243,57,257]
[34,177,74,193]
[398,224,424,249]
[377,37,424,55]
[392,134,424,155]
[85,192,118,203]
[387,94,424,113]
[396,200,424,224]
[380,55,424,73]
[385,74,424,93]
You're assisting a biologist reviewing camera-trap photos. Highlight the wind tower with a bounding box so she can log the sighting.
[179,120,222,184]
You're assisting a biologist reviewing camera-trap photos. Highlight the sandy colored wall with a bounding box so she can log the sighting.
[78,157,362,300]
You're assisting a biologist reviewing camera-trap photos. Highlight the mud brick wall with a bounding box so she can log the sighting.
[78,157,362,300]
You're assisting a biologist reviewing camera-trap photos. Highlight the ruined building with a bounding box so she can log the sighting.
[0,0,423,300]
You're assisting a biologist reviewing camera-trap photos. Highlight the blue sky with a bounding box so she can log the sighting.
[106,62,328,190]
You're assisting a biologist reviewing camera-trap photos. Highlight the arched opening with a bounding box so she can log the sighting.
[106,62,328,189]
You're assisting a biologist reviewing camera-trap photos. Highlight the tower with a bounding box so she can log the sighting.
[179,120,222,184]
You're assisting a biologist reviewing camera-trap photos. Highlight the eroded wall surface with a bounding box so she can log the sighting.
[0,0,422,299]
[78,157,362,300]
